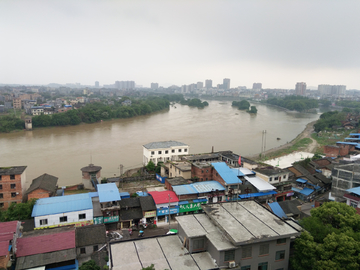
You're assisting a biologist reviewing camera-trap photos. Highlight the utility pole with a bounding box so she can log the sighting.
[168,194,171,230]
[119,164,124,189]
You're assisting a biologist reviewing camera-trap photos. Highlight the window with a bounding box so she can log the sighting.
[165,150,168,154]
[224,249,235,261]
[93,245,98,252]
[80,247,86,254]
[274,176,279,181]
[241,266,251,270]
[0,203,3,208]
[59,216,68,223]
[10,175,15,180]
[242,246,252,259]
[283,175,287,179]
[178,149,182,152]
[79,213,86,220]
[202,170,204,173]
[11,184,16,189]
[158,151,162,154]
[193,238,205,251]
[0,175,2,180]
[350,201,358,208]
[171,149,175,153]
[206,170,208,173]
[0,193,3,198]
[269,177,272,181]
[184,148,187,152]
[259,244,269,256]
[151,151,155,155]
[277,238,286,245]
[275,250,285,261]
[40,219,48,225]
[258,262,268,270]
[0,184,2,189]
[11,193,16,197]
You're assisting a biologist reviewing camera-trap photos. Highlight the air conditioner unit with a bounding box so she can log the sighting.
[228,261,236,268]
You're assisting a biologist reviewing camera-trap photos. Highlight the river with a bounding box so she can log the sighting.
[0,100,320,187]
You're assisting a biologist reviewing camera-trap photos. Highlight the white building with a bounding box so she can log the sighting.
[143,141,189,166]
[31,193,94,229]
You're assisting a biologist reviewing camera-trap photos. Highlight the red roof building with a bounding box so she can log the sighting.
[16,230,75,257]
[148,191,179,205]
[0,221,20,269]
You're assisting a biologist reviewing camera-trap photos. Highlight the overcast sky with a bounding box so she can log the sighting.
[1,0,360,89]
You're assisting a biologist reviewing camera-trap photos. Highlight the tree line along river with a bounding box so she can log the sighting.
[0,100,319,187]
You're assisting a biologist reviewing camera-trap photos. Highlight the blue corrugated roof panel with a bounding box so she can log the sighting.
[97,183,121,203]
[292,187,314,196]
[346,186,360,196]
[268,202,288,219]
[296,178,308,184]
[350,133,360,136]
[32,193,93,217]
[120,192,131,198]
[135,192,148,197]
[172,185,198,196]
[211,162,242,185]
[192,181,225,193]
[307,183,321,190]
[238,190,277,199]
[231,168,255,177]
[88,192,99,198]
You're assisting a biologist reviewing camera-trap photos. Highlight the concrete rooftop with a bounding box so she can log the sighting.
[110,235,218,270]
[265,151,314,169]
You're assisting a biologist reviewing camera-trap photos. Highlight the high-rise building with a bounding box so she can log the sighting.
[115,81,135,90]
[196,82,203,89]
[205,80,212,89]
[253,83,262,90]
[318,84,346,97]
[223,78,230,90]
[95,81,99,88]
[151,83,159,89]
[295,82,306,96]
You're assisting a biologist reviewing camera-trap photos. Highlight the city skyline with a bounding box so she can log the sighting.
[1,1,360,89]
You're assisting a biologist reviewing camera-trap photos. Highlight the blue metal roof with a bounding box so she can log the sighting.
[192,181,225,193]
[211,162,242,185]
[292,187,314,196]
[230,168,255,177]
[238,190,277,199]
[135,191,148,197]
[307,182,321,190]
[296,178,308,184]
[172,185,198,196]
[178,201,189,205]
[336,141,358,145]
[88,192,98,198]
[32,193,93,217]
[350,133,360,136]
[97,183,121,203]
[346,186,360,196]
[120,192,131,198]
[268,202,288,219]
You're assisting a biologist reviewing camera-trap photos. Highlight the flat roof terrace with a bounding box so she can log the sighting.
[110,235,217,270]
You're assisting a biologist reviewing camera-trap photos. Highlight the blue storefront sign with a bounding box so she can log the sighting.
[156,174,167,184]
[157,206,179,216]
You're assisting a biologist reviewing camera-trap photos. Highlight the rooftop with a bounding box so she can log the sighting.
[26,173,58,194]
[211,162,242,185]
[148,191,179,204]
[76,224,106,247]
[80,163,102,173]
[110,235,218,270]
[97,183,121,203]
[32,193,93,217]
[166,177,189,186]
[0,166,27,176]
[244,176,276,192]
[16,230,75,257]
[143,141,188,150]
[139,196,156,211]
[201,201,301,245]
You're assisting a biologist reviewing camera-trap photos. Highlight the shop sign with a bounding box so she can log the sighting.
[93,217,104,224]
[286,192,294,197]
[179,202,204,213]
[104,216,119,223]
[157,207,179,216]
[144,210,156,218]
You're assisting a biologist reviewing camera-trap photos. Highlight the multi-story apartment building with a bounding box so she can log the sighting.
[12,97,22,109]
[205,79,213,89]
[0,166,27,209]
[150,83,159,89]
[223,78,230,89]
[143,141,189,166]
[295,82,306,96]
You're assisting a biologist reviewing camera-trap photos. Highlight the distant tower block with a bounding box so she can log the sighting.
[25,118,32,130]
[80,164,102,190]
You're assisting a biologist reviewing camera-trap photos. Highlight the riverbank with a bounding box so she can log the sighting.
[247,120,319,161]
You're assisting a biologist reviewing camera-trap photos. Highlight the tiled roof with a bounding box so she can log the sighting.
[0,221,18,241]
[75,225,106,247]
[16,230,75,257]
[139,196,156,211]
[0,166,27,175]
[0,240,9,256]
[143,141,187,149]
[26,173,58,194]
[148,191,179,204]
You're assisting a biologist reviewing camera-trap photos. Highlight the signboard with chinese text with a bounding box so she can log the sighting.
[179,202,206,213]
[157,207,179,216]
[93,217,104,224]
[104,216,119,223]
[144,210,156,218]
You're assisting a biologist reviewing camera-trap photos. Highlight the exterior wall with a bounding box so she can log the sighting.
[28,188,52,200]
[31,108,44,115]
[13,98,22,109]
[82,171,101,189]
[34,209,93,228]
[0,173,24,209]
[0,252,10,269]
[143,145,190,166]
[324,145,340,157]
[77,245,101,265]
[331,166,359,202]
[191,165,215,182]
[255,171,290,185]
[168,164,191,179]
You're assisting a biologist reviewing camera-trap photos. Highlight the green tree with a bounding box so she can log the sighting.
[142,264,155,270]
[0,199,37,222]
[146,160,155,172]
[248,106,257,114]
[79,260,100,270]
